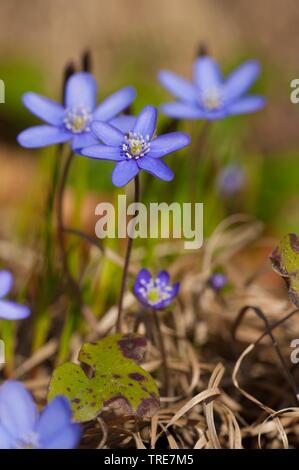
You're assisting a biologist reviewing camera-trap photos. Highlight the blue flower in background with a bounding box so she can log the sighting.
[133,268,180,310]
[208,272,228,291]
[217,163,246,197]
[159,56,265,120]
[80,105,190,187]
[0,381,81,449]
[0,271,30,320]
[17,72,136,151]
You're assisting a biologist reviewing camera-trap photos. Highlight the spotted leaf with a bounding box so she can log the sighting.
[270,233,299,307]
[48,334,160,422]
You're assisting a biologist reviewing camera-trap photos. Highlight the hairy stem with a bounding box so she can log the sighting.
[56,149,82,305]
[152,308,170,396]
[116,175,140,332]
[190,120,210,202]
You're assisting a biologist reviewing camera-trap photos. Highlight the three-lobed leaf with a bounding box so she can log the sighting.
[48,333,160,422]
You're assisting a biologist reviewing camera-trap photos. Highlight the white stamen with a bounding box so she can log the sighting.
[122,131,151,160]
[139,276,172,306]
[17,431,39,449]
[64,106,92,134]
[201,87,222,110]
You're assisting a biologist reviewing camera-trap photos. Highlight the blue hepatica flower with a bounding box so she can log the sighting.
[159,56,265,120]
[80,105,190,187]
[133,268,180,310]
[208,272,228,291]
[17,72,136,151]
[0,270,30,320]
[0,381,81,449]
[217,163,246,197]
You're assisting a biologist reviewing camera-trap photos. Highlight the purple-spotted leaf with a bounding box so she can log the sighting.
[48,334,160,422]
[270,233,299,307]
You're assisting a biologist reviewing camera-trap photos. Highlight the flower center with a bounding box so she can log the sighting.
[201,87,222,110]
[16,432,39,449]
[122,131,151,160]
[64,106,92,134]
[138,278,172,307]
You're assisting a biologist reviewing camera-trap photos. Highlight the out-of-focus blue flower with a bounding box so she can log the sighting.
[133,268,180,310]
[80,105,190,187]
[208,272,228,291]
[217,164,246,197]
[17,72,136,151]
[159,56,265,120]
[0,271,30,320]
[0,381,81,449]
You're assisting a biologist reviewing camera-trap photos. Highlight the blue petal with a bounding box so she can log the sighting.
[109,115,137,133]
[200,108,228,120]
[223,60,261,103]
[65,72,97,110]
[160,102,205,119]
[91,121,124,146]
[0,271,13,298]
[137,156,174,181]
[159,282,180,309]
[133,269,152,306]
[94,86,136,121]
[0,381,37,441]
[71,131,99,152]
[112,160,139,187]
[156,271,170,285]
[81,144,124,161]
[17,125,70,148]
[22,93,65,126]
[41,423,81,449]
[133,106,157,139]
[0,423,13,449]
[149,132,190,158]
[136,268,152,286]
[158,71,197,103]
[193,56,223,91]
[0,300,31,320]
[37,396,81,449]
[227,96,265,115]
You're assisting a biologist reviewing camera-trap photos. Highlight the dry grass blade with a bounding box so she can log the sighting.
[166,388,220,429]
[13,340,58,379]
[204,363,225,449]
[232,343,274,415]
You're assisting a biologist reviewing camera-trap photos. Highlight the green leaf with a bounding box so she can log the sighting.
[270,233,299,307]
[48,334,160,422]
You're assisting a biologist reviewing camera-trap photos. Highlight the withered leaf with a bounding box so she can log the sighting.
[270,233,299,307]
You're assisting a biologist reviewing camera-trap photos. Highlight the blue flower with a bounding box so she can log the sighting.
[80,105,190,187]
[0,381,81,449]
[17,72,136,151]
[217,164,246,197]
[159,56,265,120]
[133,268,180,310]
[0,271,30,320]
[208,272,228,291]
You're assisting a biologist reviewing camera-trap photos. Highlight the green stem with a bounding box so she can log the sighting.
[116,175,140,332]
[56,149,82,306]
[190,120,210,202]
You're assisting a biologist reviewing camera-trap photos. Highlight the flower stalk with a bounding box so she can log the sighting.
[56,149,82,305]
[116,174,140,332]
[152,308,170,396]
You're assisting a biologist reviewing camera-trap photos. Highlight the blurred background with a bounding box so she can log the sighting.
[0,0,299,358]
[1,0,299,237]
